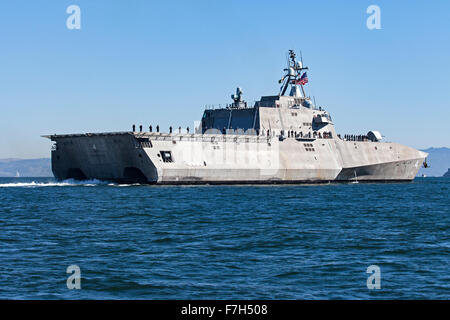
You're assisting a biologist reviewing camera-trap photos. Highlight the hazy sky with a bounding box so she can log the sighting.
[0,0,449,158]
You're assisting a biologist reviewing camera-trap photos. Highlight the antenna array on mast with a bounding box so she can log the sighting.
[279,49,309,97]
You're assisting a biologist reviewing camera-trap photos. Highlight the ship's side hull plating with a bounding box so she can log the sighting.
[48,132,426,184]
[50,133,158,183]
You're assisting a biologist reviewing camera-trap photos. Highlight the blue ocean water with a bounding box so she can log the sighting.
[0,177,448,299]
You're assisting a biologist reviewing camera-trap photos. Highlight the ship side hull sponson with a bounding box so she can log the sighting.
[45,131,427,184]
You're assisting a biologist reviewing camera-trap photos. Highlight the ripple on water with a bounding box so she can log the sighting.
[0,177,448,299]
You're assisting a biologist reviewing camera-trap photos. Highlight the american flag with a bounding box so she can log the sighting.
[295,72,308,85]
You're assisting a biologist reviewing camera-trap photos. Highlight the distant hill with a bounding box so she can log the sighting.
[0,158,52,177]
[417,148,450,177]
[444,169,450,177]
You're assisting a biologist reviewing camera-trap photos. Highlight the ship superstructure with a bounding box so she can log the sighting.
[44,51,427,184]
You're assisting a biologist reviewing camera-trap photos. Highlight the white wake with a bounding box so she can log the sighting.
[0,179,111,188]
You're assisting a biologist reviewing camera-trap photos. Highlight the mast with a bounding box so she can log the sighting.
[278,50,308,97]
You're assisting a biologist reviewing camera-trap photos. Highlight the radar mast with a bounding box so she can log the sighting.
[278,50,309,97]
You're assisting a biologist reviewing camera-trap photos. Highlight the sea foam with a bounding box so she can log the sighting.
[0,179,110,188]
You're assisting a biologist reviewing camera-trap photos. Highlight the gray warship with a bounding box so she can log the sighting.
[44,50,427,184]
